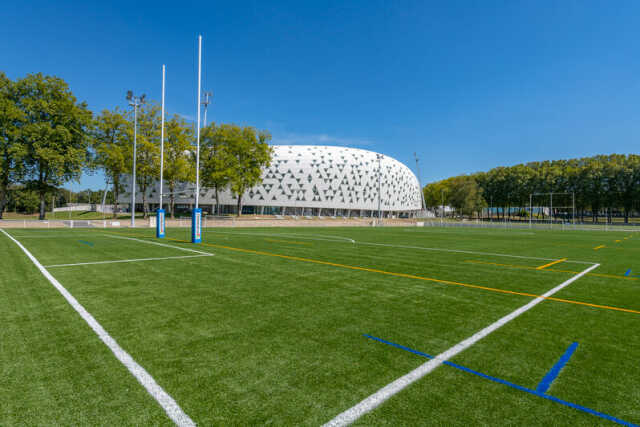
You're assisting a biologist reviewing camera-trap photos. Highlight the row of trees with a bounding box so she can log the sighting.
[93,106,272,218]
[1,72,273,220]
[424,154,640,223]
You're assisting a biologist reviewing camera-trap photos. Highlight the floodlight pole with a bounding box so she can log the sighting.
[441,189,444,225]
[529,193,532,228]
[414,152,426,213]
[127,91,145,227]
[376,154,383,221]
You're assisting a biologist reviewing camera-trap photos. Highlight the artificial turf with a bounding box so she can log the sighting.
[1,225,639,425]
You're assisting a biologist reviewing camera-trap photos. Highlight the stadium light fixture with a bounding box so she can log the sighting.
[127,90,146,228]
[202,91,212,127]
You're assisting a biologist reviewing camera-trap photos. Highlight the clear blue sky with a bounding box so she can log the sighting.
[2,1,639,190]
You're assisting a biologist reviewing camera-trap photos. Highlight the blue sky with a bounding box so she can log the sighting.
[2,1,639,190]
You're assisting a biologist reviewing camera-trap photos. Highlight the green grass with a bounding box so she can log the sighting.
[1,225,639,425]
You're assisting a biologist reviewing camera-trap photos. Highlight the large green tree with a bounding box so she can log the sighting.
[226,125,272,216]
[92,108,129,218]
[14,73,92,219]
[200,123,236,216]
[0,73,25,219]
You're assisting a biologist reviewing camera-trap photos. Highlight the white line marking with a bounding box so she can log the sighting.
[356,241,594,265]
[323,262,600,427]
[0,228,195,426]
[207,230,356,244]
[205,230,593,264]
[5,234,103,238]
[45,254,213,268]
[105,234,213,255]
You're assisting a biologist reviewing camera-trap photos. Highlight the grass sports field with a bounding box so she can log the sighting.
[1,225,639,426]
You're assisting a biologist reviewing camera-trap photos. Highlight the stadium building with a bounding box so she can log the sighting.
[121,145,423,217]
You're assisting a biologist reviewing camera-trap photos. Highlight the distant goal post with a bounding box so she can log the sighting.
[529,192,576,225]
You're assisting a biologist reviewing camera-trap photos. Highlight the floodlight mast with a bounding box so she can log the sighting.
[414,152,427,213]
[376,154,383,221]
[127,91,146,227]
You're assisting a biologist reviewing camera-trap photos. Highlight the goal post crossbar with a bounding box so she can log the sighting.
[529,192,576,226]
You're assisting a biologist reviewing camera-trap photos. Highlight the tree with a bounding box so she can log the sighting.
[10,186,40,214]
[92,108,129,218]
[163,114,195,218]
[423,180,449,216]
[14,73,92,220]
[0,73,25,219]
[124,103,160,218]
[201,123,235,216]
[226,125,272,216]
[444,175,485,218]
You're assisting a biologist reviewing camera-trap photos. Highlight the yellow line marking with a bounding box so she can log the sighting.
[615,240,621,243]
[465,259,639,281]
[536,258,567,270]
[593,245,606,250]
[102,231,640,316]
[264,238,312,246]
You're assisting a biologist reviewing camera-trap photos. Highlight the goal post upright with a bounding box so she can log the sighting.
[531,191,575,228]
[191,35,203,244]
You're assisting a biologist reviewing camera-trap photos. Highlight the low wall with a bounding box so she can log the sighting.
[0,217,418,229]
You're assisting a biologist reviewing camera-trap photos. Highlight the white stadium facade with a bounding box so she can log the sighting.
[121,145,423,217]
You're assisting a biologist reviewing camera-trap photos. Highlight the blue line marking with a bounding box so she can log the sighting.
[363,334,638,426]
[625,269,631,277]
[78,240,94,247]
[536,342,579,393]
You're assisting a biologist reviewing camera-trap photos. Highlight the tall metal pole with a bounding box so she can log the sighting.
[160,65,165,211]
[572,191,576,225]
[441,189,444,225]
[550,192,553,226]
[131,103,137,227]
[195,35,202,209]
[414,152,426,213]
[377,154,382,220]
[529,193,532,228]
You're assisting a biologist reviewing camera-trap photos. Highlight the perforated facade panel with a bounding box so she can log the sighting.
[122,145,422,213]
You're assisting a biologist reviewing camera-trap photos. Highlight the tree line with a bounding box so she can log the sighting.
[0,72,272,220]
[424,154,640,223]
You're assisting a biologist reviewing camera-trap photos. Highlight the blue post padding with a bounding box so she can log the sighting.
[191,208,202,243]
[156,209,165,239]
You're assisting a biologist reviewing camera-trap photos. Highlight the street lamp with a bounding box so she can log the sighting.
[126,90,146,227]
[376,153,383,221]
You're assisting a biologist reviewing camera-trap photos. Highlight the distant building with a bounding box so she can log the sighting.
[120,145,422,217]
